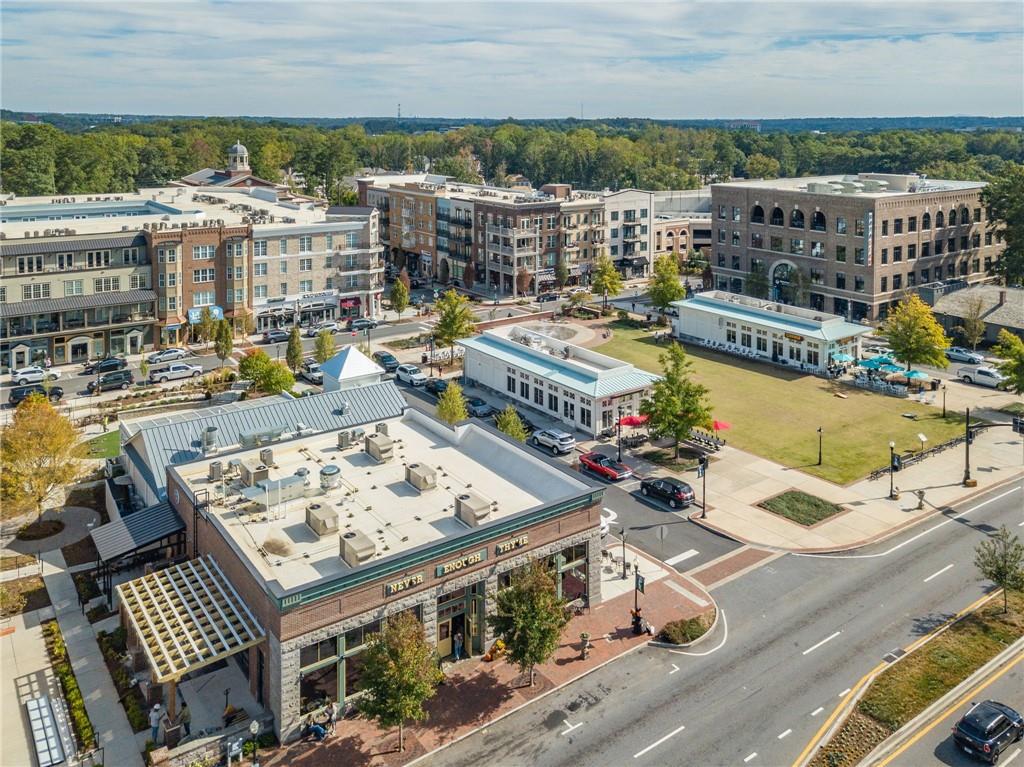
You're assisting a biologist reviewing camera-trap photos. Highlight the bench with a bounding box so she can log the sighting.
[25,695,65,767]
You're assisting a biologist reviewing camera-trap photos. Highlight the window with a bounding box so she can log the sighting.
[93,277,120,292]
[17,255,43,274]
[227,241,245,258]
[770,207,785,226]
[0,287,5,303]
[790,210,805,229]
[732,206,741,222]
[961,236,970,251]
[770,236,783,252]
[130,274,146,289]
[751,205,765,224]
[57,253,74,270]
[974,208,982,223]
[299,279,313,293]
[254,240,267,257]
[611,211,619,221]
[893,275,902,290]
[881,248,888,264]
[836,217,847,234]
[123,247,139,264]
[325,277,333,289]
[167,296,177,310]
[855,218,865,237]
[948,237,956,253]
[893,218,903,234]
[548,392,558,412]
[854,276,865,292]
[611,228,619,239]
[935,211,944,228]
[731,255,741,270]
[881,220,889,236]
[880,276,888,292]
[835,245,847,262]
[64,280,83,296]
[534,386,544,406]
[718,229,726,243]
[854,248,867,265]
[87,251,111,268]
[193,269,216,283]
[640,208,648,219]
[908,244,917,260]
[935,239,944,254]
[811,211,826,232]
[167,273,177,287]
[922,212,931,230]
[299,258,313,271]
[972,258,980,273]
[835,273,846,290]
[193,245,216,260]
[718,205,726,219]
[908,216,917,232]
[278,238,289,255]
[985,232,993,246]
[506,375,515,394]
[790,238,804,255]
[254,262,267,276]
[751,232,764,249]
[949,209,957,226]
[893,246,902,263]
[280,261,288,273]
[194,291,215,306]
[254,285,268,298]
[232,288,244,303]
[732,230,740,246]
[158,247,177,263]
[922,242,930,258]
[563,400,575,420]
[726,328,736,343]
[810,242,824,258]
[299,236,313,253]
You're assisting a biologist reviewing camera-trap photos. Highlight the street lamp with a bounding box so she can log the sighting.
[249,719,261,767]
[615,523,628,580]
[817,426,823,466]
[617,404,625,462]
[941,383,947,418]
[888,440,897,500]
[963,406,973,486]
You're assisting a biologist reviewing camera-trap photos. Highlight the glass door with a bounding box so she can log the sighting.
[437,619,452,658]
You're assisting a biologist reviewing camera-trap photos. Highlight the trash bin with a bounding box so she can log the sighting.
[931,379,939,391]
[421,353,428,364]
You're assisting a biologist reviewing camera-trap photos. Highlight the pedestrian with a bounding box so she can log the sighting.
[326,698,337,735]
[453,630,464,660]
[631,302,636,312]
[44,355,52,369]
[177,701,191,737]
[149,704,163,743]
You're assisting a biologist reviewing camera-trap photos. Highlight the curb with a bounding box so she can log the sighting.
[862,634,1024,766]
[646,602,720,650]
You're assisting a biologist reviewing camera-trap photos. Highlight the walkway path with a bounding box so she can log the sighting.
[39,549,144,767]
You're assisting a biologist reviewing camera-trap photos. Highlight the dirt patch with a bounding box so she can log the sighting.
[0,553,37,571]
[61,535,99,567]
[2,575,52,615]
[809,709,893,767]
[16,519,66,541]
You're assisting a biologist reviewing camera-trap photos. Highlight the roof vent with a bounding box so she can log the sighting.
[340,529,376,567]
[320,464,342,490]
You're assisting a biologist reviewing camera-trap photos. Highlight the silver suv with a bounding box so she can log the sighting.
[149,363,203,383]
[958,366,1006,389]
[531,428,577,455]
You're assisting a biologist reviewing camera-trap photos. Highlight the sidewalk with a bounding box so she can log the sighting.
[260,543,714,767]
[39,549,144,767]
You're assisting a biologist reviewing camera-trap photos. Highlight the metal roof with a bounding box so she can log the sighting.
[130,382,407,496]
[0,289,157,319]
[0,232,146,257]
[677,295,873,342]
[91,501,184,563]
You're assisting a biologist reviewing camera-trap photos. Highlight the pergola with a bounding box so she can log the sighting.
[116,555,264,720]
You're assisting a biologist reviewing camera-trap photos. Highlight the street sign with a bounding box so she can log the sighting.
[635,572,645,595]
[656,525,668,542]
[696,464,705,479]
[1013,416,1024,435]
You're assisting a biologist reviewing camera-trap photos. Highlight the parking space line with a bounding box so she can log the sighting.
[811,707,824,717]
[743,753,757,763]
[839,688,851,697]
[664,549,700,567]
[633,723,686,759]
[778,729,792,739]
[1003,748,1022,765]
[802,631,841,656]
[923,563,954,582]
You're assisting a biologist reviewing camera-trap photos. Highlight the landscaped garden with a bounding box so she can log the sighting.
[759,491,844,526]
[83,430,120,459]
[595,323,966,484]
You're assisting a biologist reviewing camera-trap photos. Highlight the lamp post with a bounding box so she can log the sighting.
[963,406,973,486]
[617,404,624,462]
[817,426,823,466]
[249,719,261,767]
[888,440,897,500]
[940,383,947,418]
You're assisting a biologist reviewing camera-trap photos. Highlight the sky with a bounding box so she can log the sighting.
[2,1,1022,119]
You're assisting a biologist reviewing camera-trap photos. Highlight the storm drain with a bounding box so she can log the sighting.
[883,648,907,664]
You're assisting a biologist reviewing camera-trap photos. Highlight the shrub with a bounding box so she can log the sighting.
[86,604,114,623]
[656,314,669,327]
[617,309,630,321]
[44,620,97,750]
[658,615,712,645]
[72,572,100,603]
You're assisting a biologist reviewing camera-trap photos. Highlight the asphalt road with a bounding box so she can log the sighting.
[418,479,1024,767]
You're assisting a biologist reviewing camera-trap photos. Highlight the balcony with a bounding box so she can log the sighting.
[450,217,472,229]
[486,224,539,238]
[436,211,451,223]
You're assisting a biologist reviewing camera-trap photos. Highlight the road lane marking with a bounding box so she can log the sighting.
[1004,748,1021,765]
[664,549,700,567]
[669,610,728,657]
[669,664,679,674]
[924,563,955,582]
[633,723,686,758]
[743,753,757,763]
[802,631,842,656]
[561,720,582,735]
[811,707,824,717]
[663,579,710,607]
[839,688,851,697]
[778,729,792,739]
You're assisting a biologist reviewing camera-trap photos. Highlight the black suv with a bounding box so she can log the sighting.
[8,384,64,407]
[87,370,135,393]
[640,477,696,509]
[953,700,1023,763]
[372,351,399,373]
[83,357,128,375]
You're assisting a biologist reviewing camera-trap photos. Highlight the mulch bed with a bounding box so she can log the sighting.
[4,575,52,614]
[16,519,66,541]
[61,535,99,567]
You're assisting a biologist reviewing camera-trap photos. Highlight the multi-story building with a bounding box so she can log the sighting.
[709,173,1003,321]
[652,214,713,261]
[603,189,655,278]
[558,190,607,288]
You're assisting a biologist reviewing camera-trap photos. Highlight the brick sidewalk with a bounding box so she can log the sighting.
[263,565,712,767]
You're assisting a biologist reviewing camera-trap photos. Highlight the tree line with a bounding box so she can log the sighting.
[2,117,1022,204]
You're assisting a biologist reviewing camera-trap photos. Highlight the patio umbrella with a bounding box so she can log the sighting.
[879,364,903,374]
[872,355,895,365]
[858,358,883,370]
[712,419,732,432]
[831,352,854,363]
[905,370,930,380]
[618,414,649,427]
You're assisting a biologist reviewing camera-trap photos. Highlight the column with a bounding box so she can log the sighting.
[585,531,603,606]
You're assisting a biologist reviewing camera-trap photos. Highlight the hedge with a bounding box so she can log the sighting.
[44,620,97,751]
[658,614,712,645]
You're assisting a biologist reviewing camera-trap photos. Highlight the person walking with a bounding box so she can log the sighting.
[326,698,337,735]
[149,704,163,743]
[453,630,464,660]
[177,702,191,737]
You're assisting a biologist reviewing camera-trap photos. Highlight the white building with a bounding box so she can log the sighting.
[671,291,873,372]
[458,325,661,437]
[603,189,655,278]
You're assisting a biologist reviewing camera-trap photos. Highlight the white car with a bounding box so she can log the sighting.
[9,366,61,386]
[531,428,577,455]
[958,366,1006,389]
[300,359,323,385]
[395,364,427,386]
[149,363,203,383]
[306,321,341,338]
[147,348,189,364]
[945,347,985,365]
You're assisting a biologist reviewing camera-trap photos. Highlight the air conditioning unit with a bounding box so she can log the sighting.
[455,492,491,527]
[337,431,352,449]
[365,432,393,463]
[239,458,269,487]
[259,448,274,466]
[405,463,436,492]
[306,503,338,537]
[340,530,376,567]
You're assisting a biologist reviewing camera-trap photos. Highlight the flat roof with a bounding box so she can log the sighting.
[171,409,591,596]
[712,173,985,198]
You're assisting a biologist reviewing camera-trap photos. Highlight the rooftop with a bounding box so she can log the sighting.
[712,173,986,198]
[931,284,1024,331]
[170,409,591,596]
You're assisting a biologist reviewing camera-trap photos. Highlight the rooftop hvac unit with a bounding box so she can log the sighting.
[340,529,376,567]
[365,432,394,463]
[455,492,491,527]
[405,463,436,492]
[259,448,274,466]
[208,461,222,482]
[305,503,338,537]
[239,458,270,487]
[320,464,342,490]
[338,431,352,449]
[376,422,389,436]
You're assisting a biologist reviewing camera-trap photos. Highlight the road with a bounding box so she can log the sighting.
[418,479,1024,767]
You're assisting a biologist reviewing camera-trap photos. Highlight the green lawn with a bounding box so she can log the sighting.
[595,323,966,484]
[759,490,844,526]
[83,430,120,459]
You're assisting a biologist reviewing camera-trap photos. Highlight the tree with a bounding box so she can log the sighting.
[744,153,781,179]
[139,358,149,382]
[648,254,686,313]
[238,350,295,394]
[591,254,624,310]
[554,256,570,290]
[880,293,952,370]
[488,562,569,687]
[974,525,1024,614]
[0,395,85,519]
[398,267,411,292]
[314,329,337,365]
[495,405,528,442]
[955,295,987,350]
[214,319,233,367]
[991,329,1024,395]
[745,264,770,299]
[982,162,1024,285]
[286,325,303,373]
[197,307,215,349]
[516,267,532,296]
[359,610,444,752]
[390,279,410,321]
[463,259,477,290]
[566,290,592,312]
[432,290,476,368]
[640,343,714,460]
[436,380,468,425]
[236,308,256,338]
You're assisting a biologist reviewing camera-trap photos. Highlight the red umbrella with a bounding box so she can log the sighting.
[618,414,649,427]
[712,419,732,432]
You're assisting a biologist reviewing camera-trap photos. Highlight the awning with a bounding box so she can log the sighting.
[117,555,264,683]
[91,501,184,563]
[0,289,157,319]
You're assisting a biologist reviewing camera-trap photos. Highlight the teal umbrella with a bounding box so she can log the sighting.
[872,355,895,365]
[832,352,854,363]
[879,364,903,374]
[905,370,929,380]
[858,358,883,369]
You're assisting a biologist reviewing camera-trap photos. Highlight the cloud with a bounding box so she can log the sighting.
[1,0,1020,118]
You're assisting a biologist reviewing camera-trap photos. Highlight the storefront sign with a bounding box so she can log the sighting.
[384,571,425,596]
[784,332,804,343]
[187,306,224,323]
[301,290,336,302]
[435,548,487,577]
[495,535,529,555]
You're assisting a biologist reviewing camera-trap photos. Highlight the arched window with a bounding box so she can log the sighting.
[935,211,944,228]
[961,207,971,225]
[948,209,957,226]
[811,211,826,232]
[751,205,765,224]
[770,207,785,226]
[790,209,805,229]
[922,212,931,230]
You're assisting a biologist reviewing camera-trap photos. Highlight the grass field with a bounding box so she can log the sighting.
[83,430,120,459]
[759,490,844,526]
[595,323,966,484]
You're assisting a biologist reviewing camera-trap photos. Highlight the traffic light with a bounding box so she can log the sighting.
[1013,416,1024,435]
[891,454,903,472]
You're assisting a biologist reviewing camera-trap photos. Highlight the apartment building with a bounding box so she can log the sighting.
[652,214,713,261]
[558,191,607,287]
[603,189,655,278]
[709,173,1003,321]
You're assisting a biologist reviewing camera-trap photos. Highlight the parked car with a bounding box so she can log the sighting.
[262,329,290,344]
[424,377,449,396]
[396,364,427,386]
[945,347,986,365]
[410,277,424,289]
[147,348,189,364]
[8,384,63,407]
[372,351,400,373]
[536,292,560,303]
[87,370,135,393]
[300,359,324,385]
[952,700,1023,763]
[567,287,589,297]
[83,357,128,375]
[579,451,634,481]
[958,366,1006,389]
[491,407,537,434]
[465,396,496,418]
[306,321,341,337]
[531,428,577,455]
[9,366,61,386]
[347,318,378,332]
[640,477,695,509]
[149,363,203,383]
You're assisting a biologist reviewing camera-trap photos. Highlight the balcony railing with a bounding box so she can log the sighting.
[450,217,473,229]
[486,224,539,238]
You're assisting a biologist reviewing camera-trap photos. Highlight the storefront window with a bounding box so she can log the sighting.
[299,663,338,713]
[344,620,381,652]
[300,637,338,668]
[343,651,366,699]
